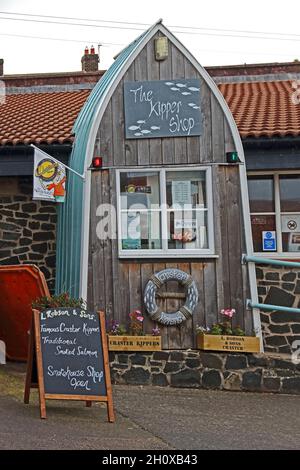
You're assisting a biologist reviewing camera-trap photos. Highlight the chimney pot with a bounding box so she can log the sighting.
[81,46,99,72]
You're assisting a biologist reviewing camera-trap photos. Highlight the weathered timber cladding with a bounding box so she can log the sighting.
[87,34,250,348]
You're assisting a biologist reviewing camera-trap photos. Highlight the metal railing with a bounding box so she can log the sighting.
[243,255,300,314]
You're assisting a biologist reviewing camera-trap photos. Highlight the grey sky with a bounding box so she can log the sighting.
[0,0,300,74]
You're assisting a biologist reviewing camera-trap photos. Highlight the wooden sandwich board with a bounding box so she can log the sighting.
[24,309,114,422]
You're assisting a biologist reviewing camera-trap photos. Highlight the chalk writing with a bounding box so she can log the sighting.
[39,308,106,396]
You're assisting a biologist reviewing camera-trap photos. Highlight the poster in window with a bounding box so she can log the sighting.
[171,181,192,206]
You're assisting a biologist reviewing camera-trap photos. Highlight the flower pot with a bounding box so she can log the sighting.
[107,335,161,351]
[197,333,260,353]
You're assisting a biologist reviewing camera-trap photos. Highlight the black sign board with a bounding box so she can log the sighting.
[24,309,114,421]
[124,79,201,139]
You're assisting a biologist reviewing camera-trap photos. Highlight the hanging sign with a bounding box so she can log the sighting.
[124,79,201,139]
[24,309,114,421]
[262,231,277,251]
[33,147,66,202]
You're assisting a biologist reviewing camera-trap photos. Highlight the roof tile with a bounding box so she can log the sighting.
[0,79,299,146]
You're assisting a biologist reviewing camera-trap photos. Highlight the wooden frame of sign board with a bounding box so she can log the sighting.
[24,310,115,422]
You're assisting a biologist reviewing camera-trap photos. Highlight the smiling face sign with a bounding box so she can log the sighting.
[33,148,66,202]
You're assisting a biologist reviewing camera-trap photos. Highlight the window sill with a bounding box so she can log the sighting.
[253,252,300,259]
[118,253,219,259]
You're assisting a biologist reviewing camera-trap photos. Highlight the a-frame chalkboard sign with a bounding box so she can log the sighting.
[24,309,114,422]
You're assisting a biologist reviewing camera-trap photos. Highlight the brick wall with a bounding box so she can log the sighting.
[0,176,56,292]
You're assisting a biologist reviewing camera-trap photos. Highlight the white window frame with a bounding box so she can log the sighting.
[116,167,215,258]
[248,169,300,258]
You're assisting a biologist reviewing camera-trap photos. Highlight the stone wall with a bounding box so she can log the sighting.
[109,350,300,394]
[0,176,56,292]
[256,265,300,355]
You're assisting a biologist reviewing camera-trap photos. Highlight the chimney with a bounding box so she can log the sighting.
[81,46,99,72]
[0,59,3,76]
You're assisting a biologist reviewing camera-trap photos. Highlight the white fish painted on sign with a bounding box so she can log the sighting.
[188,103,196,107]
[165,82,174,86]
[171,87,180,91]
[188,87,200,92]
[134,133,143,136]
[136,120,146,124]
[151,126,160,130]
[176,83,186,88]
[193,106,200,109]
[181,92,191,96]
[129,125,141,131]
[141,130,152,134]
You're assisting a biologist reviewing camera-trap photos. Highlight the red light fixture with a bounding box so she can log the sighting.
[92,156,103,168]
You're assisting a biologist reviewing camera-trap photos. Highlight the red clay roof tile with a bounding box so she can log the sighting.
[0,79,299,146]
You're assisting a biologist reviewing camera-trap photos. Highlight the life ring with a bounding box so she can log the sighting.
[143,268,199,326]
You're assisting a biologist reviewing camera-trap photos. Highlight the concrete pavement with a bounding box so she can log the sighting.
[0,362,299,450]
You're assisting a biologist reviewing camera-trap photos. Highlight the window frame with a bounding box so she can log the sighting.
[116,166,215,258]
[248,169,300,257]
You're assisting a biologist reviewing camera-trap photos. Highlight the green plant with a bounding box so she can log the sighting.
[32,292,86,310]
[129,310,144,336]
[197,308,246,336]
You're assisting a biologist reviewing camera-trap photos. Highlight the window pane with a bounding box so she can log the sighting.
[121,211,161,250]
[281,214,300,252]
[251,215,276,252]
[120,171,160,210]
[166,171,206,208]
[168,210,208,249]
[248,176,274,212]
[280,175,300,212]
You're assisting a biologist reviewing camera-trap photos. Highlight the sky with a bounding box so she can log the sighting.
[1,0,300,74]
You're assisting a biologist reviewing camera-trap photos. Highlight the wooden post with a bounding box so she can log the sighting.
[33,309,47,419]
[99,311,115,423]
[24,319,34,404]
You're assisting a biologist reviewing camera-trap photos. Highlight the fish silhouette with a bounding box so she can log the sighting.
[165,82,174,86]
[171,87,180,91]
[181,92,191,96]
[188,103,196,107]
[193,106,200,109]
[151,126,161,130]
[129,125,141,131]
[134,132,143,136]
[141,130,152,134]
[176,83,186,88]
[188,87,200,92]
[136,120,146,124]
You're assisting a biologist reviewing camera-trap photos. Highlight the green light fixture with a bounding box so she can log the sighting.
[226,151,241,163]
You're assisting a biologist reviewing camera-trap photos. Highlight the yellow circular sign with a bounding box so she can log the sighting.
[35,159,58,181]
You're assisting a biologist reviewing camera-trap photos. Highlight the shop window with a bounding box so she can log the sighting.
[117,168,214,257]
[248,172,300,255]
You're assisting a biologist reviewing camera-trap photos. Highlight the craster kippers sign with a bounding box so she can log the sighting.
[124,79,202,139]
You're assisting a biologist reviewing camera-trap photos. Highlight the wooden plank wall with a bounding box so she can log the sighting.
[88,33,251,348]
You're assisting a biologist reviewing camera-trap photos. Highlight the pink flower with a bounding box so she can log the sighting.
[221,308,235,318]
[137,316,144,322]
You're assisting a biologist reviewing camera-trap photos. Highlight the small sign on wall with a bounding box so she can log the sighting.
[262,231,277,251]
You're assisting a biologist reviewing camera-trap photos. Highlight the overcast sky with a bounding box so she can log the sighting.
[1,0,300,74]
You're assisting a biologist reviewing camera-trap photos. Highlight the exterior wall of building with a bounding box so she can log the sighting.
[256,265,300,354]
[0,176,56,292]
[87,32,253,350]
[109,350,300,394]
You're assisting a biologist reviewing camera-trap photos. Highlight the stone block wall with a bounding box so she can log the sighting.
[256,265,300,355]
[109,350,300,394]
[0,176,56,292]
